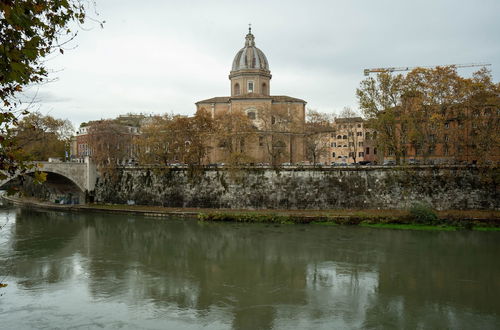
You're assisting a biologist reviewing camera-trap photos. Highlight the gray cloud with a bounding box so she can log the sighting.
[32,0,499,126]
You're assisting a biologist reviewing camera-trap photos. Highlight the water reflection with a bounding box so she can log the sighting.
[1,207,499,329]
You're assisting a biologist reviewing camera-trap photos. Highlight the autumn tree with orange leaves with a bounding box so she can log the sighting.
[357,66,499,164]
[137,111,215,166]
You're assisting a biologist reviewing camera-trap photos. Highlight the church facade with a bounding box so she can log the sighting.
[195,28,307,165]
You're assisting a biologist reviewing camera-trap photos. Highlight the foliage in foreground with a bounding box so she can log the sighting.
[0,1,91,180]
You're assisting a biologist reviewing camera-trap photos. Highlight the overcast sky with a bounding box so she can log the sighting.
[29,0,500,128]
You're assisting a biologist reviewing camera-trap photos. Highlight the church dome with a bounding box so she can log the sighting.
[231,29,269,72]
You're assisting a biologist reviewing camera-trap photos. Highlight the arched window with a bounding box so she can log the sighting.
[234,83,240,96]
[343,135,347,139]
[262,83,267,95]
[337,135,342,139]
[247,111,256,120]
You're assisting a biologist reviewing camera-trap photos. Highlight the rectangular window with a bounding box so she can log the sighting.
[358,152,364,157]
[366,147,370,155]
[248,81,254,93]
[374,148,377,155]
[331,142,336,148]
[358,141,363,147]
[259,136,264,147]
[357,132,363,137]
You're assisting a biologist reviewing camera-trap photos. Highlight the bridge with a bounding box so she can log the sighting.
[0,158,97,199]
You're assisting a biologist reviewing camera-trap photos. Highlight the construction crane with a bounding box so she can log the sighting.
[363,62,491,76]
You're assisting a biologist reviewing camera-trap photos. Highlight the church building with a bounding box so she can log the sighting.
[195,28,307,164]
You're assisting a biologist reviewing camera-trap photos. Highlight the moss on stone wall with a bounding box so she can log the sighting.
[93,166,499,210]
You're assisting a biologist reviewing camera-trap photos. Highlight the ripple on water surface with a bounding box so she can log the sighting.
[0,207,499,329]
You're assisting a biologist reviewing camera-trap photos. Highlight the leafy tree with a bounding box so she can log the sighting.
[212,111,256,166]
[356,72,406,164]
[87,120,136,171]
[356,66,499,165]
[137,111,215,165]
[255,106,301,165]
[14,111,74,161]
[1,0,94,180]
[188,110,215,164]
[464,69,500,163]
[137,115,176,165]
[304,109,332,164]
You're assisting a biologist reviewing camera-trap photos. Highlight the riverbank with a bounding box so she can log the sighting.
[2,195,499,231]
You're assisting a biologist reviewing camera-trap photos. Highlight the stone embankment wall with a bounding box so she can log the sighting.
[94,167,499,210]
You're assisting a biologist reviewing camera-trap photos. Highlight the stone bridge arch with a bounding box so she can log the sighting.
[0,160,97,195]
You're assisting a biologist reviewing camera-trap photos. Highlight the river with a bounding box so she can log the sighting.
[0,204,499,329]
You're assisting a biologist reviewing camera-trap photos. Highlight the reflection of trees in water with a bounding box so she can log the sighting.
[4,211,500,329]
[86,220,315,329]
[362,230,500,329]
[7,209,85,288]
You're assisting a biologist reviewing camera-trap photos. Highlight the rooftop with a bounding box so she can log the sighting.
[196,95,306,104]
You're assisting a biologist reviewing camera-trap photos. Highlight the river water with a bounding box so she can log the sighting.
[0,205,499,330]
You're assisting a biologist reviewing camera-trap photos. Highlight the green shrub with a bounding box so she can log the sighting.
[409,202,438,224]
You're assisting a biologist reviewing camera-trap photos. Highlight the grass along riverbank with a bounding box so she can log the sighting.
[3,195,499,231]
[197,209,499,231]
